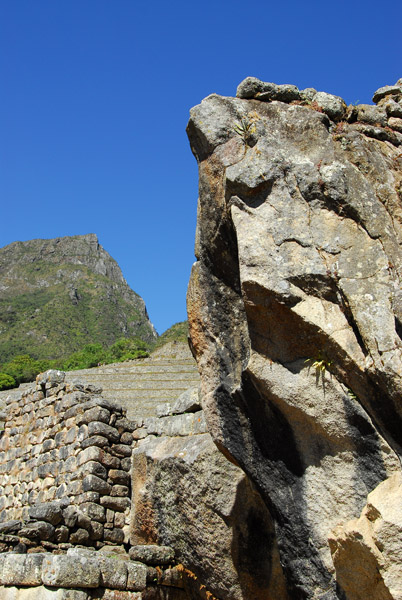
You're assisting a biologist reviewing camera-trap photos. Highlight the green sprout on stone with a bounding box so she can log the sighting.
[233,115,257,146]
[305,352,332,373]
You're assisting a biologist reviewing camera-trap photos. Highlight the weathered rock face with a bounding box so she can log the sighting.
[329,472,402,600]
[130,409,289,600]
[187,78,402,599]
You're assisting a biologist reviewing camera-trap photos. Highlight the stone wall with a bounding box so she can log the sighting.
[0,370,135,549]
[0,547,188,600]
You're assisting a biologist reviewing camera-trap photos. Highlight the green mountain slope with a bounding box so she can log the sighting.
[0,234,157,362]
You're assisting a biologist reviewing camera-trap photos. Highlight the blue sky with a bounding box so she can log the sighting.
[1,1,401,334]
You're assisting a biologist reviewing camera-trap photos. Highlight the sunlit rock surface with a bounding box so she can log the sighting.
[187,78,402,599]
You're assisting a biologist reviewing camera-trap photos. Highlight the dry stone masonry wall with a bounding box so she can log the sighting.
[0,370,135,549]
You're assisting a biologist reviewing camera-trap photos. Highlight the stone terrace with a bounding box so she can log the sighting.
[64,341,200,420]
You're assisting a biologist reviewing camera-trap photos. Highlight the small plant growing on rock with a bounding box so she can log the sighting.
[233,113,258,147]
[305,352,332,374]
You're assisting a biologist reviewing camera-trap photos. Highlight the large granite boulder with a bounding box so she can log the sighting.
[130,422,289,599]
[186,79,402,599]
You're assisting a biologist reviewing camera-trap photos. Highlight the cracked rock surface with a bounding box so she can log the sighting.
[186,79,402,599]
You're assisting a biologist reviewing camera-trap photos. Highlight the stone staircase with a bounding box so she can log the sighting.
[63,341,200,420]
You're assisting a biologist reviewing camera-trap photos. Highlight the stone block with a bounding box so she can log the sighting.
[37,370,65,386]
[0,520,22,534]
[171,387,201,415]
[80,436,109,449]
[88,421,119,442]
[0,553,45,585]
[55,525,69,543]
[114,512,126,528]
[0,587,90,600]
[100,496,130,512]
[388,116,402,132]
[313,91,346,120]
[120,458,131,472]
[110,444,132,457]
[82,474,111,495]
[79,501,106,523]
[77,446,104,467]
[77,407,110,425]
[106,508,114,523]
[19,520,55,541]
[89,520,104,540]
[77,425,88,442]
[74,460,107,481]
[66,480,82,496]
[132,429,146,440]
[69,528,90,544]
[126,561,147,591]
[103,527,125,544]
[75,491,100,505]
[61,456,77,474]
[120,432,133,444]
[64,425,78,444]
[98,556,127,590]
[373,84,402,103]
[42,554,100,588]
[28,501,63,525]
[356,104,387,126]
[115,417,140,432]
[129,545,175,566]
[156,403,172,417]
[108,469,130,486]
[38,463,58,479]
[111,484,129,497]
[100,452,121,469]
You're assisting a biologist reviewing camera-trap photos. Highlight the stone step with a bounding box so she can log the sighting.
[68,363,197,376]
[66,374,198,386]
[67,368,198,379]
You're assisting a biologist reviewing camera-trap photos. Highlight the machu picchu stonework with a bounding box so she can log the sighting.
[187,77,402,599]
[1,78,402,600]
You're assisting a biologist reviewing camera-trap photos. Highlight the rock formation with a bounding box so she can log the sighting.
[187,78,402,599]
[0,233,157,361]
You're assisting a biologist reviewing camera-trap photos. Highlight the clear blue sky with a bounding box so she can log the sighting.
[1,1,401,334]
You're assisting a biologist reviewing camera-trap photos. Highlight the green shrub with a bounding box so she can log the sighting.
[62,343,105,371]
[1,354,53,386]
[0,372,16,390]
[105,338,149,363]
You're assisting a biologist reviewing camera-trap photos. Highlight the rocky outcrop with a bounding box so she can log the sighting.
[0,234,156,361]
[130,387,289,600]
[329,472,402,600]
[187,78,402,599]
